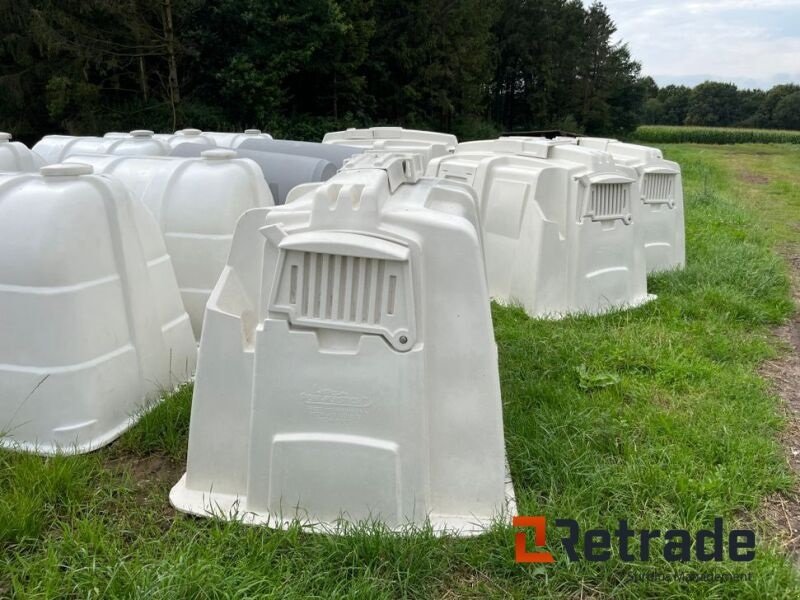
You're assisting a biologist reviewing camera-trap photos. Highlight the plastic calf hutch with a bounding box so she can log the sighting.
[0,164,196,455]
[0,133,45,172]
[427,137,652,318]
[565,137,685,273]
[170,153,514,535]
[108,129,217,148]
[66,151,275,339]
[171,144,336,205]
[151,129,218,149]
[238,137,364,169]
[323,127,457,169]
[33,130,170,164]
[197,129,273,148]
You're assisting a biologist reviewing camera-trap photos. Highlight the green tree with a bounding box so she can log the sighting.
[773,91,800,130]
[736,88,766,126]
[685,81,741,126]
[639,75,658,100]
[657,85,691,125]
[575,2,643,134]
[17,0,199,133]
[0,0,52,142]
[491,0,591,131]
[366,0,496,133]
[185,0,333,127]
[642,97,664,124]
[752,84,800,129]
[0,0,680,142]
[281,0,375,120]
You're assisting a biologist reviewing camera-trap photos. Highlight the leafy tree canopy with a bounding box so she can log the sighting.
[1,0,796,143]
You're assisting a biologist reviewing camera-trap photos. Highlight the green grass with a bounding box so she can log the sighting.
[634,125,800,145]
[2,144,799,598]
[666,144,800,253]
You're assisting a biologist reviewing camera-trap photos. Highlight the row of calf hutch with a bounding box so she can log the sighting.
[0,127,684,535]
[0,163,197,454]
[60,151,275,338]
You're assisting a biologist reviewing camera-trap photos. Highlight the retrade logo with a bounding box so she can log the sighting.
[513,516,756,563]
[513,516,555,563]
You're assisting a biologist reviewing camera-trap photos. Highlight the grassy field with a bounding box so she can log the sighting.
[634,125,800,145]
[2,144,800,598]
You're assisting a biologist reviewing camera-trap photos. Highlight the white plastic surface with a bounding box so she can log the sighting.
[0,133,45,172]
[0,165,197,455]
[324,127,457,168]
[151,128,219,149]
[170,143,336,205]
[33,131,170,164]
[198,130,273,148]
[427,137,652,318]
[66,151,275,338]
[567,137,685,272]
[170,152,514,535]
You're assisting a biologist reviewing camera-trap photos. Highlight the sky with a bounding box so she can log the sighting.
[586,0,800,89]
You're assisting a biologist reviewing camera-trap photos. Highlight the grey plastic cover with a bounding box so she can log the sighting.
[171,144,336,205]
[237,138,364,169]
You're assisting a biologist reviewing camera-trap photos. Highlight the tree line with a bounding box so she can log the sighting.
[1,1,797,145]
[641,81,800,131]
[0,0,650,142]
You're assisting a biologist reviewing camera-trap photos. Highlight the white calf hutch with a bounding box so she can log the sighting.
[152,128,218,149]
[427,137,652,318]
[0,164,196,455]
[171,153,514,535]
[197,129,273,148]
[0,133,45,172]
[568,136,685,273]
[66,150,275,338]
[170,144,336,205]
[323,127,457,168]
[33,130,170,164]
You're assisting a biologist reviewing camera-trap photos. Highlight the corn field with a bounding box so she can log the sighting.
[633,125,800,144]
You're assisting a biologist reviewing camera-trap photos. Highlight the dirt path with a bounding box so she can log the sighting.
[727,155,800,560]
[761,250,800,559]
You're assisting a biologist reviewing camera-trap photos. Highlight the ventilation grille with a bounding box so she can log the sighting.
[642,173,675,205]
[293,253,391,323]
[271,249,413,350]
[586,183,631,222]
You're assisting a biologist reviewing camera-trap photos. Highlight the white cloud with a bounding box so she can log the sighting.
[585,0,800,88]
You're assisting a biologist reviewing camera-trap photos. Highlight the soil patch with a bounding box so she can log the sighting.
[739,171,770,185]
[760,246,800,559]
[103,452,184,523]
